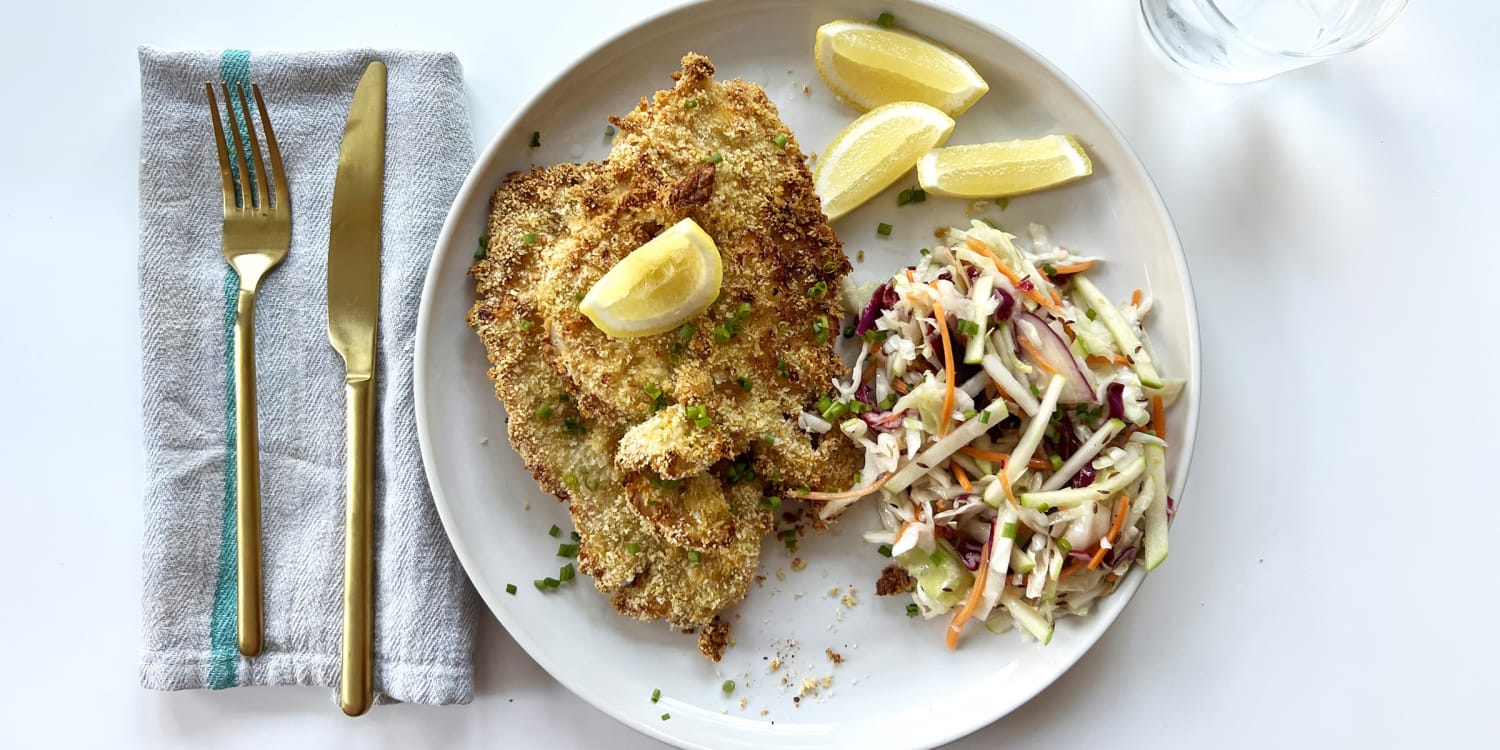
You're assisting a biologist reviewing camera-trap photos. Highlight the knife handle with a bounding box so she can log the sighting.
[339,376,375,717]
[233,286,263,657]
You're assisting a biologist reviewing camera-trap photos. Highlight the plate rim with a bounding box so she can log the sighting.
[413,1,1202,747]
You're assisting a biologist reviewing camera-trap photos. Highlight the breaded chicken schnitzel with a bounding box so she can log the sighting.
[467,54,859,647]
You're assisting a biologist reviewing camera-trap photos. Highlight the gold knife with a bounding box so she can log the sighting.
[327,60,386,718]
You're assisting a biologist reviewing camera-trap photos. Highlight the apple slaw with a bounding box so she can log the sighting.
[801,220,1184,648]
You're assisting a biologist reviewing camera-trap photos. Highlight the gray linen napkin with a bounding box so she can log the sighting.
[137,46,476,704]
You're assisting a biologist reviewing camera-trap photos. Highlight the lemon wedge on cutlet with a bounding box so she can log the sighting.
[815,20,989,116]
[579,218,722,338]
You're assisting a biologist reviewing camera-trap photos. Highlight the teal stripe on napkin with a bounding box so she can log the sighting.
[207,48,251,690]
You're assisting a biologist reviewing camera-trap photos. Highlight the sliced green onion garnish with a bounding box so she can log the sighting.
[842,324,856,339]
[736,376,753,392]
[996,197,1010,211]
[704,152,723,164]
[773,133,788,147]
[529,131,541,148]
[548,524,560,538]
[735,301,752,319]
[1001,522,1018,539]
[557,543,579,558]
[542,577,560,589]
[761,495,781,510]
[807,280,828,298]
[877,222,893,236]
[559,563,575,582]
[956,319,980,337]
[816,395,833,413]
[876,11,895,27]
[677,323,696,341]
[651,688,661,703]
[722,680,735,693]
[962,409,978,420]
[906,603,920,617]
[505,583,517,595]
[604,125,616,137]
[533,579,548,591]
[661,713,671,721]
[919,248,930,256]
[714,324,732,342]
[474,236,488,260]
[1042,263,1058,276]
[979,410,991,424]
[571,531,581,542]
[812,315,830,343]
[879,393,898,410]
[537,404,553,420]
[897,188,913,206]
[627,541,642,555]
[777,360,790,378]
[877,543,892,557]
[1049,454,1063,470]
[1085,308,1098,320]
[910,187,926,203]
[685,99,699,109]
[522,232,538,245]
[519,320,534,331]
[687,550,702,564]
[562,473,579,488]
[1056,538,1072,553]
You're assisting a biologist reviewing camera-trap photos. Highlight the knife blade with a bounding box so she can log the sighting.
[326,59,385,718]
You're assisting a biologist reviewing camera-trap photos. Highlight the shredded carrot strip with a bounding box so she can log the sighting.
[997,467,1019,510]
[959,446,1009,463]
[906,268,916,284]
[798,472,895,501]
[945,539,991,650]
[1017,336,1060,376]
[862,364,876,384]
[964,236,1065,314]
[952,463,972,492]
[1030,458,1052,471]
[891,378,909,395]
[1151,395,1166,443]
[1132,288,1143,306]
[1061,558,1088,578]
[1088,495,1132,570]
[1050,260,1095,274]
[1050,287,1063,306]
[1086,354,1131,367]
[932,301,956,436]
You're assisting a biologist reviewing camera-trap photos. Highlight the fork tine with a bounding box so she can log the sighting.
[250,84,288,213]
[205,83,236,215]
[235,83,270,213]
[221,83,254,209]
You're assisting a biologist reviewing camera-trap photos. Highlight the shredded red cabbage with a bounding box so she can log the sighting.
[956,538,984,571]
[1105,382,1126,420]
[991,287,1015,321]
[856,279,900,335]
[1069,464,1097,488]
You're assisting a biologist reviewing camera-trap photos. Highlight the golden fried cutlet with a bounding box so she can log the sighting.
[468,166,770,629]
[532,54,860,487]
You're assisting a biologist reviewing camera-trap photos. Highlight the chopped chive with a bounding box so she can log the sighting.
[548,524,561,538]
[519,320,534,331]
[1086,308,1098,320]
[685,405,705,420]
[877,543,893,558]
[685,99,699,109]
[1001,522,1018,539]
[879,393,898,410]
[816,395,833,413]
[807,280,828,298]
[777,360,790,378]
[704,152,723,164]
[1042,263,1059,276]
[735,301,752,319]
[522,232,539,245]
[897,188,913,206]
[863,329,889,345]
[714,324,732,342]
[558,393,570,403]
[919,248,930,256]
[544,577,560,589]
[627,541,643,555]
[906,603,920,617]
[584,475,600,491]
[661,713,671,721]
[722,680,736,693]
[695,416,712,428]
[956,319,980,336]
[962,409,978,420]
[876,11,895,27]
[773,133,788,147]
[529,131,541,148]
[533,579,548,591]
[910,187,926,203]
[736,376,753,392]
[821,401,848,421]
[1056,538,1072,554]
[687,550,702,564]
[930,549,946,565]
[761,495,782,510]
[1030,383,1041,397]
[849,400,868,414]
[1049,454,1063,470]
[557,543,579,558]
[677,323,696,341]
[762,434,777,444]
[537,404,553,420]
[877,222,893,236]
[645,383,662,400]
[562,473,579,489]
[559,563,575,582]
[996,197,1010,211]
[651,688,662,703]
[505,583,517,595]
[571,531,581,542]
[474,236,488,260]
[979,409,992,424]
[562,418,586,436]
[842,324,856,339]
[604,124,616,137]
[812,315,829,343]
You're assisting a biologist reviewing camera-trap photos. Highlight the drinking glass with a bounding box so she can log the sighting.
[1140,0,1409,83]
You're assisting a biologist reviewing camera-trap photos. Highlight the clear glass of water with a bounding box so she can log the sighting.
[1141,0,1409,83]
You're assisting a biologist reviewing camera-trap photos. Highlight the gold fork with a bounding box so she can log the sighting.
[206,82,290,658]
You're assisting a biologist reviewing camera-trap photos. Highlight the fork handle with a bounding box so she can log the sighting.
[233,286,264,657]
[339,376,376,717]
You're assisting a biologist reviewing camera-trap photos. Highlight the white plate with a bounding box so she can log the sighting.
[415,1,1200,747]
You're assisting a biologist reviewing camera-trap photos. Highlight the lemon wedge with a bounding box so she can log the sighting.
[578,218,722,338]
[916,136,1093,199]
[814,101,955,221]
[815,20,989,116]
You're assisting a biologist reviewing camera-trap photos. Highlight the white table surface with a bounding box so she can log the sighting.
[2,0,1497,747]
